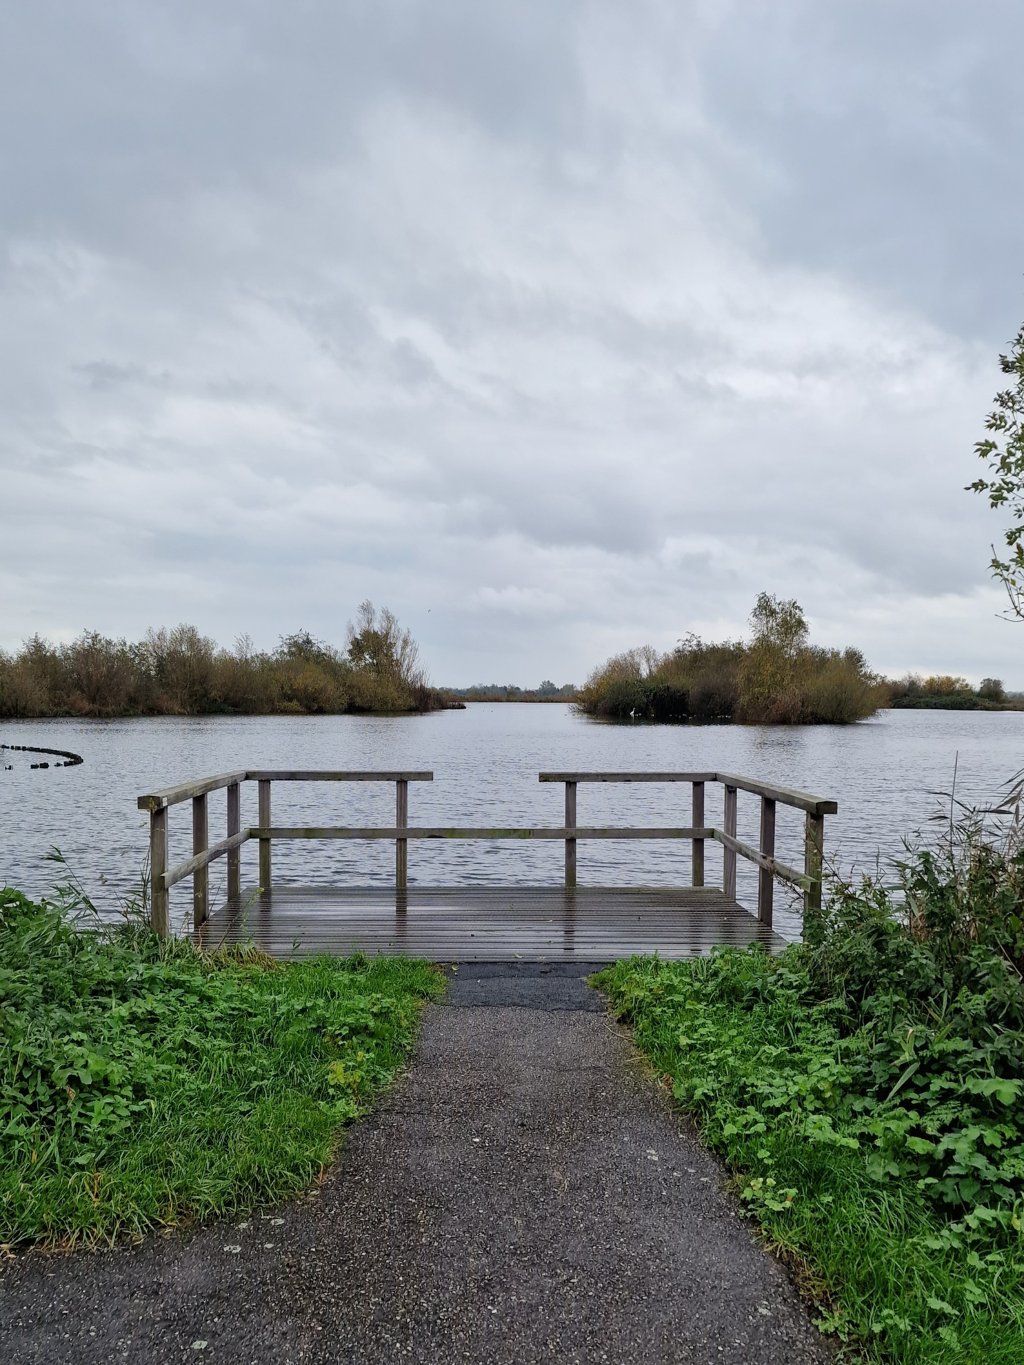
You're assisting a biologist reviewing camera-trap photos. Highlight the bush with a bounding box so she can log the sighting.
[687,664,739,722]
[597,814,1024,1362]
[646,682,689,721]
[802,654,884,724]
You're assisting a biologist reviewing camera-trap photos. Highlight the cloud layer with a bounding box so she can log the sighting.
[3,1,1022,685]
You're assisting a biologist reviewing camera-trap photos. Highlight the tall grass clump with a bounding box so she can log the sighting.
[597,806,1024,1363]
[575,592,886,724]
[0,886,442,1248]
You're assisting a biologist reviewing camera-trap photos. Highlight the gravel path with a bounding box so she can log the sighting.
[1,964,832,1365]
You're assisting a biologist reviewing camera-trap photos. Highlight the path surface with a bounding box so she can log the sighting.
[1,965,832,1365]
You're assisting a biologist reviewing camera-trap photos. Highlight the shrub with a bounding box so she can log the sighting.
[598,815,1024,1360]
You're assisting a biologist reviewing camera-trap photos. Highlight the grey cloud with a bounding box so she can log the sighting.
[2,1,1022,687]
[0,2,585,254]
[73,360,173,392]
[697,2,1024,338]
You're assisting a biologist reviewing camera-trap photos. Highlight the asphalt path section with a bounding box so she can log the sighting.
[1,964,833,1364]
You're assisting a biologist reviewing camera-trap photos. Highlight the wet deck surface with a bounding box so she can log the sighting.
[196,885,785,960]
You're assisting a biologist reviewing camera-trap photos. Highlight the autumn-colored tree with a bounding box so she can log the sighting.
[346,601,424,690]
[738,593,809,722]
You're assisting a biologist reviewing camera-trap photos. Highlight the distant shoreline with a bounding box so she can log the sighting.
[889,698,1024,712]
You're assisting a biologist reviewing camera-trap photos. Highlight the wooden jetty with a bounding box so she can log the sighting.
[137,771,837,961]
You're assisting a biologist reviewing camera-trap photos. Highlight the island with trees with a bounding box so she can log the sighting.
[575,593,888,724]
[0,602,455,719]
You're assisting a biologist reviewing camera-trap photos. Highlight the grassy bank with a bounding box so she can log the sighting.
[597,834,1024,1363]
[0,888,442,1248]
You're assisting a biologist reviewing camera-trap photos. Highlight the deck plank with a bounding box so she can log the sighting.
[195,885,786,960]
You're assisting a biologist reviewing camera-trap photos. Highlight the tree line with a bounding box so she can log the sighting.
[0,603,451,719]
[888,674,1022,710]
[575,593,888,724]
[447,681,577,702]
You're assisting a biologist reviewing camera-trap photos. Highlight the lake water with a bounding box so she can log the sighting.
[2,705,1022,941]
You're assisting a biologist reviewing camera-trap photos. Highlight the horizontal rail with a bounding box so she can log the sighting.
[140,769,433,811]
[540,770,836,817]
[712,829,811,891]
[540,772,718,784]
[244,770,434,783]
[139,771,248,812]
[713,772,837,817]
[254,825,714,842]
[164,829,251,890]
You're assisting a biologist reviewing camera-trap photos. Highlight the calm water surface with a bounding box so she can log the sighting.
[2,705,1022,940]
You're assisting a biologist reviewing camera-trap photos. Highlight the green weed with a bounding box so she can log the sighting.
[0,887,442,1248]
[597,830,1024,1363]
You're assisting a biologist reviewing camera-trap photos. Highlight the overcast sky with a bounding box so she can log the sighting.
[2,1,1022,687]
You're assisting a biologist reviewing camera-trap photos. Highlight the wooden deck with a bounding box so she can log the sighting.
[196,885,786,961]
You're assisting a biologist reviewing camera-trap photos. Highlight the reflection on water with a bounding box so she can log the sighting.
[2,704,1021,942]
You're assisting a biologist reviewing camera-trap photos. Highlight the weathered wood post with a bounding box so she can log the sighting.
[757,796,776,926]
[804,811,825,940]
[691,780,705,888]
[564,780,577,889]
[396,778,409,889]
[226,780,241,902]
[192,792,209,931]
[258,778,272,891]
[723,783,737,898]
[149,806,169,937]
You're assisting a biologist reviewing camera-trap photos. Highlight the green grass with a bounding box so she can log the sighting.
[0,887,443,1248]
[596,843,1024,1364]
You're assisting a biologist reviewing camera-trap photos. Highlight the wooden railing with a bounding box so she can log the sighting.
[138,770,837,937]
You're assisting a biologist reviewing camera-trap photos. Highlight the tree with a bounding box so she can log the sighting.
[346,601,424,689]
[979,677,1006,703]
[145,624,216,713]
[969,323,1024,617]
[276,629,338,667]
[738,593,809,723]
[748,592,809,655]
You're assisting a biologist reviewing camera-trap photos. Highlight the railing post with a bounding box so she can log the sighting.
[150,806,169,937]
[804,811,825,940]
[723,784,737,899]
[564,780,577,889]
[258,778,272,891]
[396,778,408,889]
[192,792,209,932]
[758,796,776,926]
[226,781,241,902]
[691,780,705,887]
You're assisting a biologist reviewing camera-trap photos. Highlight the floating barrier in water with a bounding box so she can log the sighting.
[0,744,84,769]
